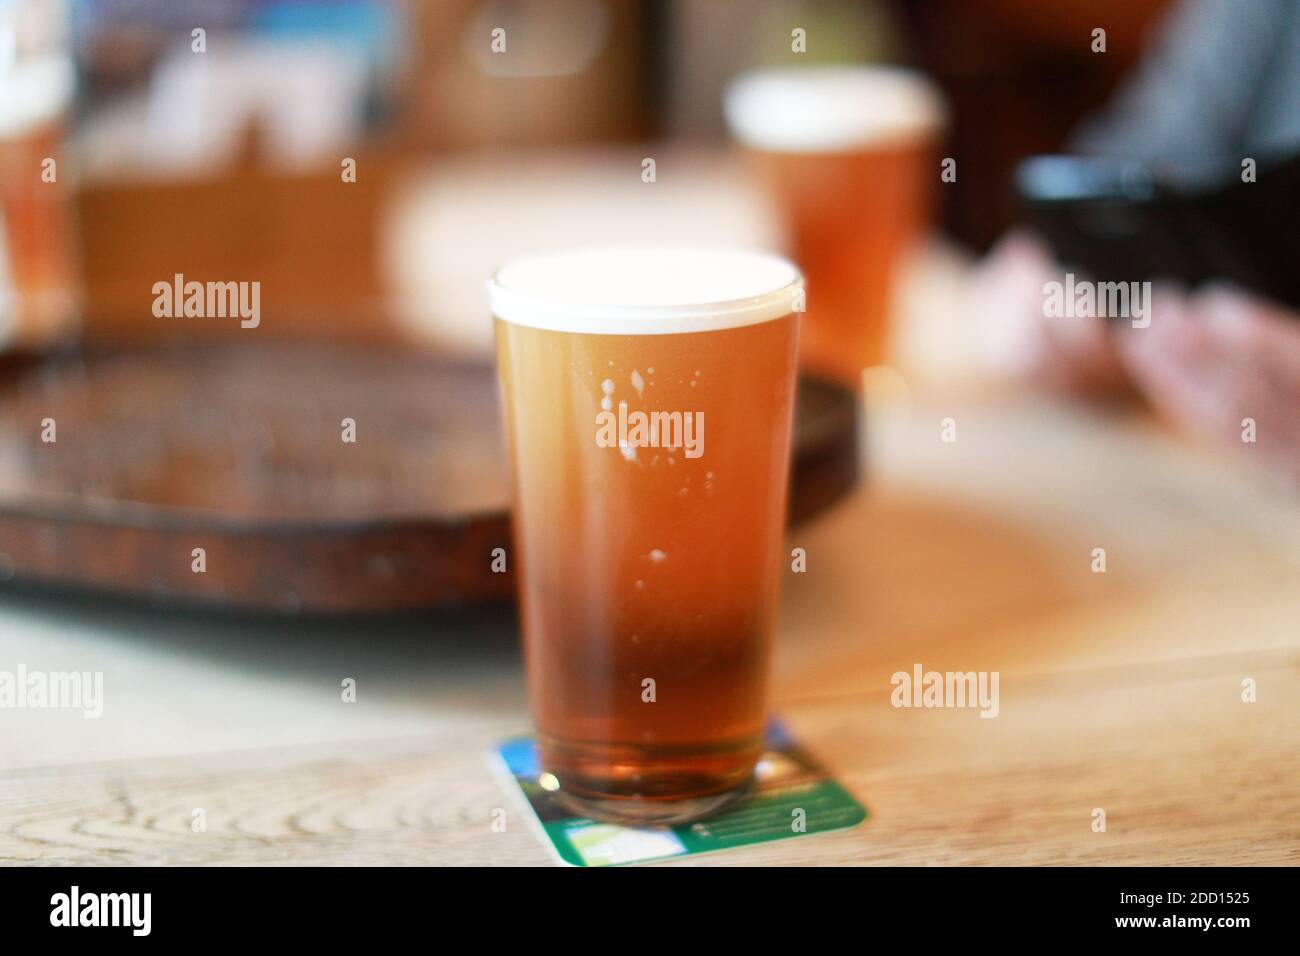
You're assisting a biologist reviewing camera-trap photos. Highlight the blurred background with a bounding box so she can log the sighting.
[1,0,1174,350]
[4,0,1298,623]
[3,0,1298,623]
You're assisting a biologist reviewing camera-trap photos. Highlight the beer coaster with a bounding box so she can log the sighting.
[492,721,867,867]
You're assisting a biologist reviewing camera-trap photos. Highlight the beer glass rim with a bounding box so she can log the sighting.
[488,246,803,335]
[724,64,945,155]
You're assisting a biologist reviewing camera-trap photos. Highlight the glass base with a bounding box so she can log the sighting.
[554,779,754,827]
[537,731,762,826]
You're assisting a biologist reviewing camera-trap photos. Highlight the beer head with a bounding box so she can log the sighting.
[0,55,74,140]
[723,65,945,155]
[487,247,803,335]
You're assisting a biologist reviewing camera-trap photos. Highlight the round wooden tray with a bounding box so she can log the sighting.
[0,343,859,613]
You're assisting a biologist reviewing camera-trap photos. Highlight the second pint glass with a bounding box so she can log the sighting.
[725,66,944,387]
[491,247,802,824]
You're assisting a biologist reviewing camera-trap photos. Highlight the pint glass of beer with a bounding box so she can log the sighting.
[0,3,79,346]
[491,247,802,824]
[725,66,944,386]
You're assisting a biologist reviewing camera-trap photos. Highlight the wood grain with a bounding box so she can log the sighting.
[2,648,1295,866]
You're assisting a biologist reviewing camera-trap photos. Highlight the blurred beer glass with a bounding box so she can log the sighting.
[725,66,944,386]
[0,0,78,347]
[491,247,802,824]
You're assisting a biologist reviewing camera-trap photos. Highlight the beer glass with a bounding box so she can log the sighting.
[725,66,943,386]
[491,247,802,824]
[0,2,78,346]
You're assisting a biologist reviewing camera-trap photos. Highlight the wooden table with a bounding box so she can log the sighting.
[1,153,1297,865]
[2,379,1297,865]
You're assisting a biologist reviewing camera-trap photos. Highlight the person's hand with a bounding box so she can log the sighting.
[969,231,1131,398]
[971,231,1300,485]
[1115,283,1300,487]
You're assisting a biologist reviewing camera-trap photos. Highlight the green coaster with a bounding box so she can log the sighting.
[494,720,867,866]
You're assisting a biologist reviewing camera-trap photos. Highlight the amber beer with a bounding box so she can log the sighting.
[0,31,78,345]
[725,66,943,386]
[491,248,801,824]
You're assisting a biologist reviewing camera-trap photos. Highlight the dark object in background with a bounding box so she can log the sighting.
[1017,151,1300,312]
[0,344,858,614]
[890,0,1170,251]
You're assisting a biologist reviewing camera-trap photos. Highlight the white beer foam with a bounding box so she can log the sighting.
[724,65,945,154]
[0,56,74,139]
[489,247,802,334]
